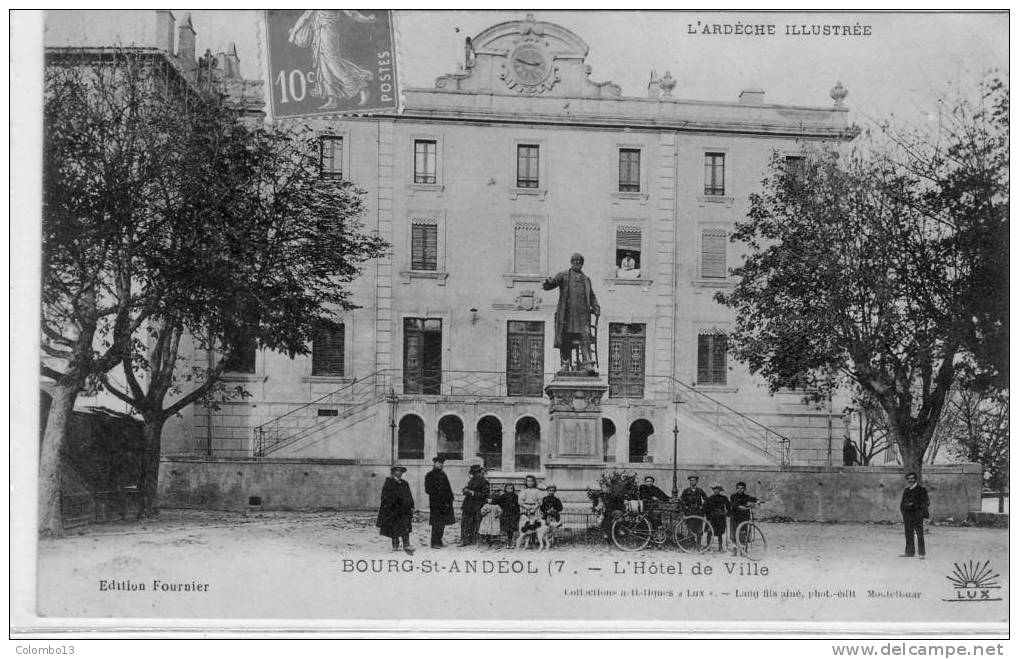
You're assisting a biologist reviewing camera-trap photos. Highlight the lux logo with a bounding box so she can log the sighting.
[943,560,1003,602]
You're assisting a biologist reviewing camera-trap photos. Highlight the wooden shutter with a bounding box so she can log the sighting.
[697,333,727,385]
[312,324,345,376]
[411,223,438,270]
[619,149,640,191]
[616,226,642,252]
[701,230,727,279]
[514,223,541,273]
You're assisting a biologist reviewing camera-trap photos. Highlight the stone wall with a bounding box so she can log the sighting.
[158,457,981,522]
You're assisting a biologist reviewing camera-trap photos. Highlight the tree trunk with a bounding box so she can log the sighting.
[998,494,1004,514]
[136,417,166,519]
[896,435,925,483]
[39,383,81,536]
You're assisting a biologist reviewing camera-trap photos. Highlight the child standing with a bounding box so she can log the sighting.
[497,483,520,547]
[477,495,502,546]
[540,484,563,522]
[704,484,730,552]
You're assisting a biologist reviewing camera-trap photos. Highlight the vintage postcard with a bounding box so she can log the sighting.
[12,9,1009,637]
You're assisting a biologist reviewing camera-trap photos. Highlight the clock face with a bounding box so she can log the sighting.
[510,45,551,86]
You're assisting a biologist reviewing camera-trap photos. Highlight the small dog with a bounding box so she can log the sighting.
[516,513,542,549]
[537,517,562,550]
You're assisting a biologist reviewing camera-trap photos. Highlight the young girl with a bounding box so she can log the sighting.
[477,495,502,546]
[497,483,520,547]
[517,475,543,548]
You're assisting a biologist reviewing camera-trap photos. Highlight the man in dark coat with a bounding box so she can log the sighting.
[843,437,859,466]
[899,472,930,559]
[458,464,490,546]
[424,456,455,549]
[728,481,758,550]
[638,476,671,504]
[542,253,600,372]
[376,464,415,554]
[638,476,671,529]
[679,475,708,515]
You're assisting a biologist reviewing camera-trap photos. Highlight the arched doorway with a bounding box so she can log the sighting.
[398,414,425,460]
[602,418,617,463]
[628,419,654,463]
[477,415,503,470]
[514,416,541,472]
[436,415,464,461]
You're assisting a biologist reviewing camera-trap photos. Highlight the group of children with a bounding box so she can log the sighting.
[476,475,563,547]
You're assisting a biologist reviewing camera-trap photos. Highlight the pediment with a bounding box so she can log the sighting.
[435,14,620,99]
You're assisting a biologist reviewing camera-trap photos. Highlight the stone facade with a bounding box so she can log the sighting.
[171,15,863,476]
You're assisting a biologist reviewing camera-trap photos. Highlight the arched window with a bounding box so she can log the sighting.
[514,417,541,472]
[437,415,464,461]
[602,419,617,463]
[628,419,654,463]
[477,416,503,471]
[397,414,425,460]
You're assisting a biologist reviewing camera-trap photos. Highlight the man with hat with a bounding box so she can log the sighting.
[729,481,759,553]
[424,456,455,549]
[458,464,490,546]
[679,475,708,516]
[703,484,731,552]
[376,464,415,555]
[542,253,600,372]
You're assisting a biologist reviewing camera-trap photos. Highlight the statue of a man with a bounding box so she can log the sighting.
[543,253,600,372]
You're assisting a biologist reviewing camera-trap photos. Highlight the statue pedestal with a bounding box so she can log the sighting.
[544,375,608,464]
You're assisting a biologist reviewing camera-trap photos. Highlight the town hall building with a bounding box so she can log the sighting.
[163,14,860,488]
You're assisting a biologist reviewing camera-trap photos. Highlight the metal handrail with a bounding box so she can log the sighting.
[252,369,391,435]
[650,375,791,465]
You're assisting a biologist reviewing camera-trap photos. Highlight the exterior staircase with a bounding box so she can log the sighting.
[657,377,791,465]
[251,370,791,465]
[253,371,390,457]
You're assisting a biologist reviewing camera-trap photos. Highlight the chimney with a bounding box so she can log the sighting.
[739,88,765,106]
[647,70,661,99]
[155,10,175,55]
[218,42,241,79]
[178,12,197,70]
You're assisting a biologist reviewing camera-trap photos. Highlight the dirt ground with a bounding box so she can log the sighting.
[36,509,1008,629]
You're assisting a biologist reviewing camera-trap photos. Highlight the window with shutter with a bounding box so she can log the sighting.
[615,225,642,270]
[320,136,343,179]
[784,155,805,184]
[513,223,541,274]
[224,331,257,374]
[411,223,438,271]
[697,333,728,385]
[701,230,727,279]
[619,148,640,192]
[312,324,345,376]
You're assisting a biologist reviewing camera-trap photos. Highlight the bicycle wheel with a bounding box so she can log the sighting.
[735,521,767,561]
[674,515,714,554]
[611,514,652,551]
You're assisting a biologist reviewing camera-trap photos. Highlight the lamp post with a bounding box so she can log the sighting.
[671,419,680,500]
[386,387,398,464]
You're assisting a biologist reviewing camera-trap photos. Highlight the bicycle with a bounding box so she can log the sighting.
[610,501,714,553]
[733,503,768,561]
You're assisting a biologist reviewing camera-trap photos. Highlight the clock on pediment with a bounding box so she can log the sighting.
[502,42,558,94]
